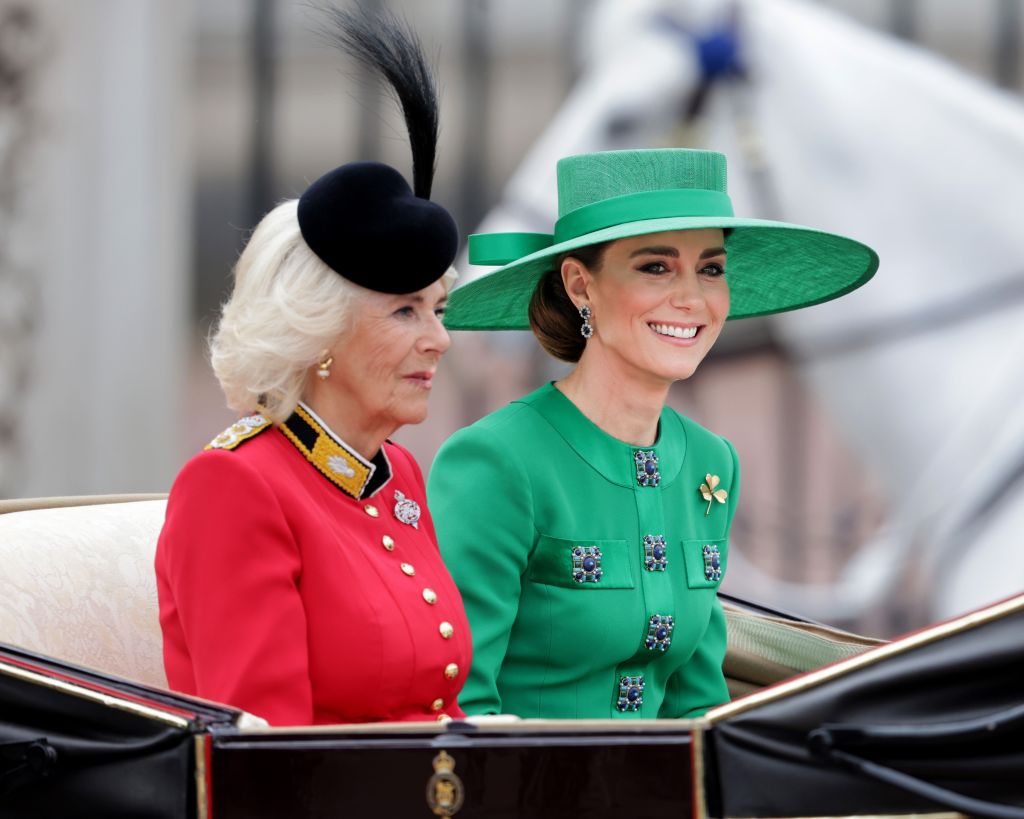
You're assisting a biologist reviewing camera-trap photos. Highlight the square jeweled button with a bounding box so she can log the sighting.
[616,675,645,712]
[643,534,667,572]
[634,450,660,487]
[571,545,603,583]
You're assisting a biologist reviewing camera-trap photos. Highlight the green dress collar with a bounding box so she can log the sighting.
[514,383,687,489]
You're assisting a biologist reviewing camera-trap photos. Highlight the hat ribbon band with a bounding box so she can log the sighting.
[468,188,734,266]
[468,232,553,266]
[554,188,734,244]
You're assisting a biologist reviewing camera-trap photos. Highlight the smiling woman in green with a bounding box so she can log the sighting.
[428,148,878,719]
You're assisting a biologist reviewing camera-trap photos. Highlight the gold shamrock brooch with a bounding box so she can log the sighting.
[699,474,728,516]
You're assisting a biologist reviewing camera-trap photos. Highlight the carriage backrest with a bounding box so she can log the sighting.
[0,494,881,696]
[0,495,169,688]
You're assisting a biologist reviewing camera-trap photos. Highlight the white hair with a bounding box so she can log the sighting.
[210,198,457,423]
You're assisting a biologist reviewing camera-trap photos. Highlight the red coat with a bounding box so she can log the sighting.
[155,410,471,726]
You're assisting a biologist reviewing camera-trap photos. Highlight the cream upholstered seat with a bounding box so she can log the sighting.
[0,494,879,699]
[721,601,883,698]
[0,495,169,688]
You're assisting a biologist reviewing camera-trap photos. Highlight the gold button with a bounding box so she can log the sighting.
[364,505,379,518]
[436,713,451,723]
[382,535,395,551]
[400,563,416,577]
[422,588,437,605]
[439,621,454,639]
[431,698,444,711]
[444,663,459,680]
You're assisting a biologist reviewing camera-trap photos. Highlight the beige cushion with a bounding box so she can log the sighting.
[0,498,168,688]
[722,602,883,698]
[0,495,880,701]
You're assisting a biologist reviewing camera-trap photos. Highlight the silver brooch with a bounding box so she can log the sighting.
[393,490,420,529]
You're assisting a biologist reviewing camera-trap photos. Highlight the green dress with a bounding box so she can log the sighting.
[427,383,739,719]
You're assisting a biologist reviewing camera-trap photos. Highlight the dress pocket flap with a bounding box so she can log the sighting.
[681,538,728,589]
[528,535,634,589]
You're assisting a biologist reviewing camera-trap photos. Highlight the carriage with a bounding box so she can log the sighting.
[1,495,1021,818]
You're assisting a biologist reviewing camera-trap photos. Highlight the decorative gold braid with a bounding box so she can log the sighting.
[278,404,372,499]
[205,414,273,451]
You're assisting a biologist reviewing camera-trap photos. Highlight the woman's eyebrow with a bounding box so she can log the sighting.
[629,245,679,258]
[392,293,448,307]
[627,245,727,259]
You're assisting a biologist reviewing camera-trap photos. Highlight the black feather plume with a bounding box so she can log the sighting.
[323,2,441,199]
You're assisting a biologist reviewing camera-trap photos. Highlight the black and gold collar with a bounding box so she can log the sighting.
[279,402,391,500]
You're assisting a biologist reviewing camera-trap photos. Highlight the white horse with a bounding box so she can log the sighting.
[461,0,1024,623]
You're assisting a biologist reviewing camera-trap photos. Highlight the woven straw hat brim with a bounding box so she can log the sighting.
[444,216,879,331]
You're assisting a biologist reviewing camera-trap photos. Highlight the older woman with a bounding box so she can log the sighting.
[155,11,470,726]
[428,148,878,719]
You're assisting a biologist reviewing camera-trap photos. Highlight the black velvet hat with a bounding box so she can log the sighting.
[297,6,458,295]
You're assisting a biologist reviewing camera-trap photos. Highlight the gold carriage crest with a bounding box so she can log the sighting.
[426,749,464,816]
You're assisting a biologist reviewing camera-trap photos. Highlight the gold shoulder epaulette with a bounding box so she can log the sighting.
[205,414,273,451]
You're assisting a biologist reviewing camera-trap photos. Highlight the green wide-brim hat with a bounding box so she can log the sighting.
[444,149,878,330]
